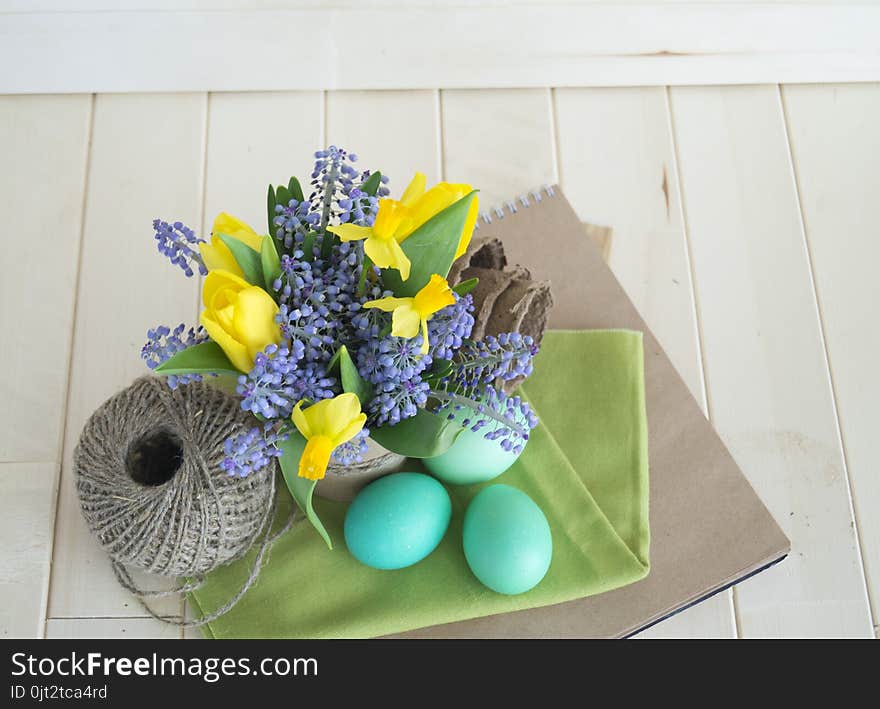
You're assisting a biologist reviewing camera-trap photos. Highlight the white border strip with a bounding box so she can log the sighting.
[2,5,879,94]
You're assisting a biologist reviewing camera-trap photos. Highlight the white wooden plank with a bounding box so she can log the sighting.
[0,95,91,462]
[441,89,556,207]
[48,94,207,626]
[782,82,880,626]
[4,6,880,94]
[552,86,735,639]
[0,463,58,638]
[326,90,441,189]
[203,91,322,235]
[45,617,181,639]
[670,84,872,637]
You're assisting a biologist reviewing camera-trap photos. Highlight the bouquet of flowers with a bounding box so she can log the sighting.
[142,146,540,547]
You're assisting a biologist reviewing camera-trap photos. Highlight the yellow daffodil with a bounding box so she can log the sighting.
[292,393,367,480]
[363,274,455,354]
[200,270,281,372]
[326,173,479,280]
[327,198,413,279]
[199,212,264,278]
[399,173,479,259]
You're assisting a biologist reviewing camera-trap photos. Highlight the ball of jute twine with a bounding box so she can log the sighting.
[74,376,296,627]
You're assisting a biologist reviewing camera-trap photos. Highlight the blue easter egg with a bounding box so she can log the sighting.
[463,484,552,594]
[344,473,452,570]
[424,420,526,486]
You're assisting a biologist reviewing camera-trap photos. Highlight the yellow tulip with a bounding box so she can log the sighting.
[292,393,367,480]
[326,172,479,279]
[199,270,281,373]
[362,274,455,354]
[199,212,264,278]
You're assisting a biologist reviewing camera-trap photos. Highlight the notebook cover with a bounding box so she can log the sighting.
[393,186,790,638]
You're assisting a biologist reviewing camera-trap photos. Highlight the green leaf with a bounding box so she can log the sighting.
[338,345,373,405]
[267,185,277,235]
[357,254,373,296]
[370,409,463,458]
[381,191,478,297]
[154,340,239,376]
[301,231,318,262]
[428,358,454,383]
[288,176,304,203]
[279,433,332,549]
[361,171,382,197]
[260,234,281,292]
[217,233,263,286]
[452,277,479,297]
[326,346,344,374]
[275,184,292,208]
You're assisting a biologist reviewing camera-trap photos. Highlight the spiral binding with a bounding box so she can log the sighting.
[474,184,556,228]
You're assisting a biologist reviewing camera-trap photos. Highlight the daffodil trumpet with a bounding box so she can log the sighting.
[362,274,456,354]
[292,394,367,481]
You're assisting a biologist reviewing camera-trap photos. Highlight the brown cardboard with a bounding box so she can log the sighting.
[393,187,789,638]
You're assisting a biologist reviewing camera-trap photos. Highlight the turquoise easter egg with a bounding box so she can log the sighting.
[424,415,526,485]
[463,484,552,594]
[344,472,452,570]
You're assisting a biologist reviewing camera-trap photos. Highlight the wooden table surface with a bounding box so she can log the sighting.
[1,85,878,639]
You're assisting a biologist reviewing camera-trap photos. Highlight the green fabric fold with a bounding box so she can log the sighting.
[189,330,650,638]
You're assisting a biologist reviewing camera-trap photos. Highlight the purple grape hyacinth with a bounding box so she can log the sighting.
[141,323,209,389]
[220,422,288,478]
[152,219,206,277]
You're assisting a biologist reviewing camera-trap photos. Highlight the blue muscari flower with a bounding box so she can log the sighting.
[220,422,288,478]
[452,332,538,387]
[141,323,209,389]
[273,199,320,251]
[427,293,475,361]
[237,344,302,419]
[331,427,370,465]
[369,376,430,427]
[288,361,337,403]
[428,332,540,453]
[309,146,380,231]
[152,219,206,277]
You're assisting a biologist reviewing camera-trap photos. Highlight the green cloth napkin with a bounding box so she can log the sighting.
[189,330,650,638]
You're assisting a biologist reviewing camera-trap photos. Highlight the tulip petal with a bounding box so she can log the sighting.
[213,212,264,251]
[200,310,252,373]
[199,238,244,277]
[455,192,479,259]
[202,269,251,309]
[327,223,372,242]
[233,286,281,361]
[400,172,427,207]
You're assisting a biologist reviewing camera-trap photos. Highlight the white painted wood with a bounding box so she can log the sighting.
[670,84,872,637]
[47,94,207,627]
[0,463,58,638]
[553,86,734,638]
[0,95,91,463]
[441,89,557,207]
[326,90,441,189]
[3,6,879,94]
[781,82,880,626]
[203,92,323,236]
[45,617,181,639]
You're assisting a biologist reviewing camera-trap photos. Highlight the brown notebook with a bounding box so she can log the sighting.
[394,186,789,638]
